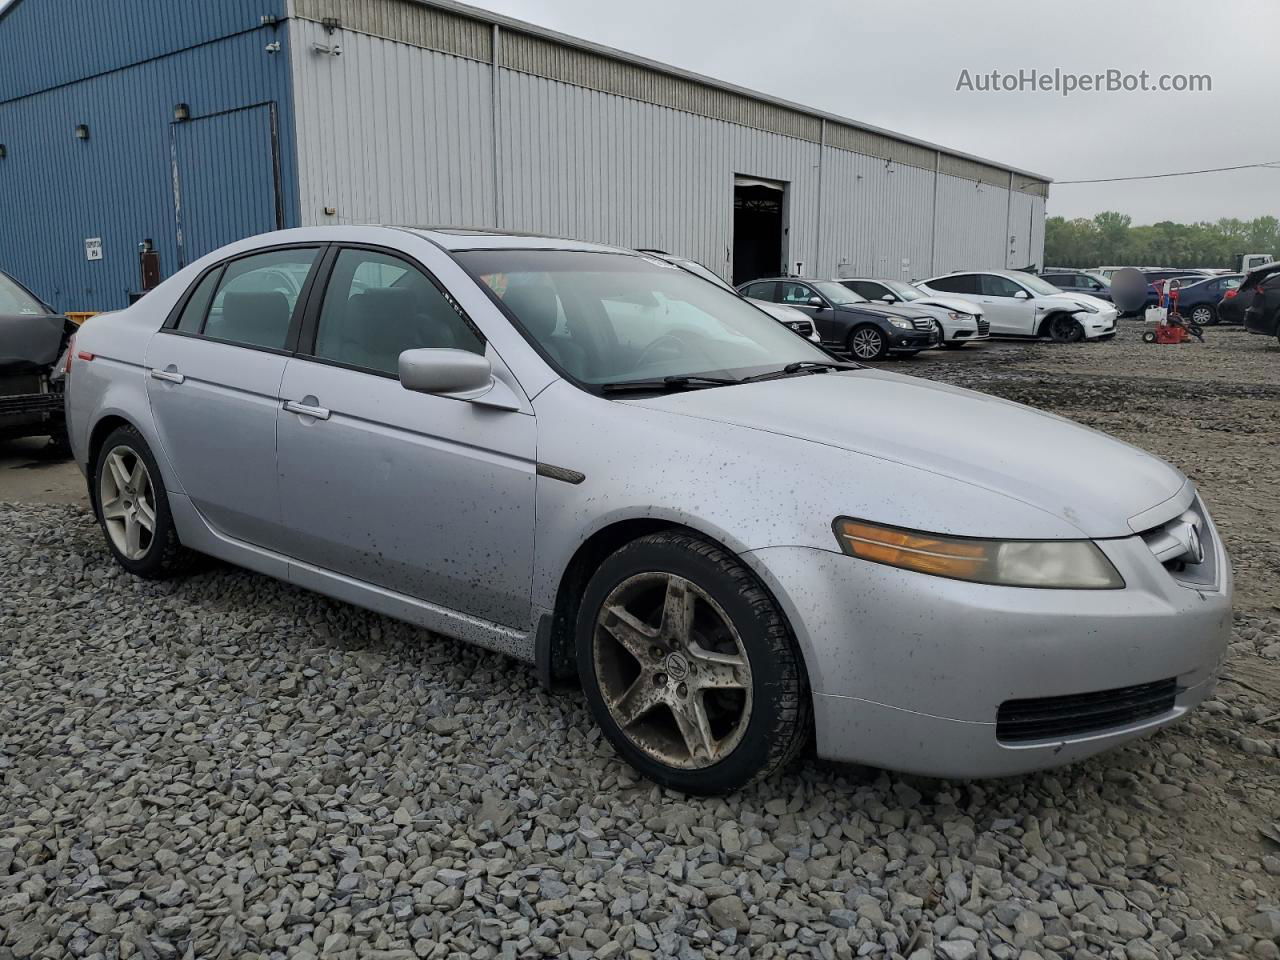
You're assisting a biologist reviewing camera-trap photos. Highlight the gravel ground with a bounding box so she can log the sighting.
[1,325,1277,960]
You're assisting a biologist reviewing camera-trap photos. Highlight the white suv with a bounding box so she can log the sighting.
[917,270,1117,342]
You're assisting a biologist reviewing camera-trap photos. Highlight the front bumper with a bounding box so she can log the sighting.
[744,513,1232,779]
[1081,308,1119,339]
[888,328,940,352]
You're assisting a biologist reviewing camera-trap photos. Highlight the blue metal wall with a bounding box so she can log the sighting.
[0,1,298,311]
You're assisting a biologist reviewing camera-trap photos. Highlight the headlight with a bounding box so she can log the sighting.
[888,317,913,329]
[832,518,1125,589]
[947,311,972,322]
[1072,301,1099,314]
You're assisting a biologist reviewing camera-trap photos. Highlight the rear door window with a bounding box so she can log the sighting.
[203,249,319,350]
[742,281,777,301]
[929,274,980,295]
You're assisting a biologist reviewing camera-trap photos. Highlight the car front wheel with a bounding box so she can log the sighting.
[847,325,888,361]
[577,531,810,794]
[1047,313,1084,343]
[94,425,196,578]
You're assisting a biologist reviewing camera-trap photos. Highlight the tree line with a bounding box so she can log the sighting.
[1044,212,1279,269]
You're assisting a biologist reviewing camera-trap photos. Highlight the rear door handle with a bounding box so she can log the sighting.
[283,399,331,421]
[150,368,185,384]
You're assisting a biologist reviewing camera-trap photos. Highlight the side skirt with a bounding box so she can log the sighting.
[167,492,536,662]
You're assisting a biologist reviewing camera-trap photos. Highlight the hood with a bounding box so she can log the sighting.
[910,295,984,317]
[0,313,73,375]
[749,299,808,322]
[839,302,934,321]
[1050,292,1112,311]
[626,370,1185,538]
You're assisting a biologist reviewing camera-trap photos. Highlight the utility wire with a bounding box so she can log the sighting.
[1055,160,1280,185]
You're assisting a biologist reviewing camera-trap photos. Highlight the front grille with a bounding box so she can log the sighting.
[787,320,814,337]
[910,318,934,331]
[977,319,991,335]
[996,678,1178,743]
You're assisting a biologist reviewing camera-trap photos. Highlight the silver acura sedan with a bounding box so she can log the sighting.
[65,226,1232,795]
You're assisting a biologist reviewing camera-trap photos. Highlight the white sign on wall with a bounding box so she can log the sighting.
[85,237,103,261]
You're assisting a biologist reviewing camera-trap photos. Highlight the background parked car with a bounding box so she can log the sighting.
[1040,269,1114,302]
[837,277,989,349]
[738,277,938,360]
[916,270,1118,342]
[1217,280,1257,325]
[1168,274,1243,325]
[0,268,75,449]
[1241,262,1280,342]
[639,250,822,343]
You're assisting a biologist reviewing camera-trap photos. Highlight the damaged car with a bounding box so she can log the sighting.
[66,227,1231,795]
[0,268,75,449]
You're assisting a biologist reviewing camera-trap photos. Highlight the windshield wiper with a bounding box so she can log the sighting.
[740,360,859,383]
[601,374,741,394]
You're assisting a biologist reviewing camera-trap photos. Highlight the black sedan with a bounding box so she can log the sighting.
[737,277,938,360]
[0,269,75,447]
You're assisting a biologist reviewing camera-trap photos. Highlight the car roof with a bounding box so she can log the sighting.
[398,226,631,254]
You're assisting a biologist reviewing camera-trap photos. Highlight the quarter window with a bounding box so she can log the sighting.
[742,281,776,301]
[312,249,484,376]
[204,249,318,350]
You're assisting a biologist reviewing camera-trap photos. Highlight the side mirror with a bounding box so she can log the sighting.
[1013,289,1030,300]
[399,348,494,396]
[879,294,897,303]
[807,296,825,309]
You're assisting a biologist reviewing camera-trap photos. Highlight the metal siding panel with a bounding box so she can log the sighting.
[932,174,1012,275]
[0,29,297,311]
[0,0,288,102]
[289,22,493,228]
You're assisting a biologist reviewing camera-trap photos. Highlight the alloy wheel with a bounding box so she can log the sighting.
[850,328,884,360]
[592,572,752,769]
[98,445,157,560]
[1191,306,1214,325]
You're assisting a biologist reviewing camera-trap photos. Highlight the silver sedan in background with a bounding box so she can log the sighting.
[65,226,1231,794]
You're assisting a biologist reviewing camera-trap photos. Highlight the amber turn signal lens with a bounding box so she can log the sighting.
[835,519,990,579]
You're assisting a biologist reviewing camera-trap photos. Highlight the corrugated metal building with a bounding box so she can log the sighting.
[0,0,1050,311]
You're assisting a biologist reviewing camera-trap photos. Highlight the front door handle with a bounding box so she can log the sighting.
[283,399,331,421]
[150,368,185,384]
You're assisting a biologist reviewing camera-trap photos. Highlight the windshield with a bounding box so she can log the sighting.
[672,258,736,293]
[812,280,867,304]
[1018,274,1067,296]
[0,273,47,315]
[458,250,830,386]
[883,280,923,301]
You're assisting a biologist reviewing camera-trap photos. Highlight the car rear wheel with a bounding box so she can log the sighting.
[847,325,888,361]
[577,531,809,795]
[94,425,196,578]
[1047,313,1084,343]
[1190,305,1217,326]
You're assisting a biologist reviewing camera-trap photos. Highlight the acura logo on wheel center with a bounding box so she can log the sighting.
[665,653,689,681]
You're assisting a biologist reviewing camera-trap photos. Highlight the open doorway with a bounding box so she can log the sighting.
[732,175,787,285]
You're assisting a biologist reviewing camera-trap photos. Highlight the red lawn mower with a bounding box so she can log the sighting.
[1140,278,1204,344]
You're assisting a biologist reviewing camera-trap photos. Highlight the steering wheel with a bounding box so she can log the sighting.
[635,333,688,368]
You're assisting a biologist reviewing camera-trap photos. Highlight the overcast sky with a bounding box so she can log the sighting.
[474,0,1278,225]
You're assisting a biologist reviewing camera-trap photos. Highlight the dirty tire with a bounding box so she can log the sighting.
[1142,331,1158,343]
[93,424,198,579]
[1047,313,1084,343]
[576,530,810,795]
